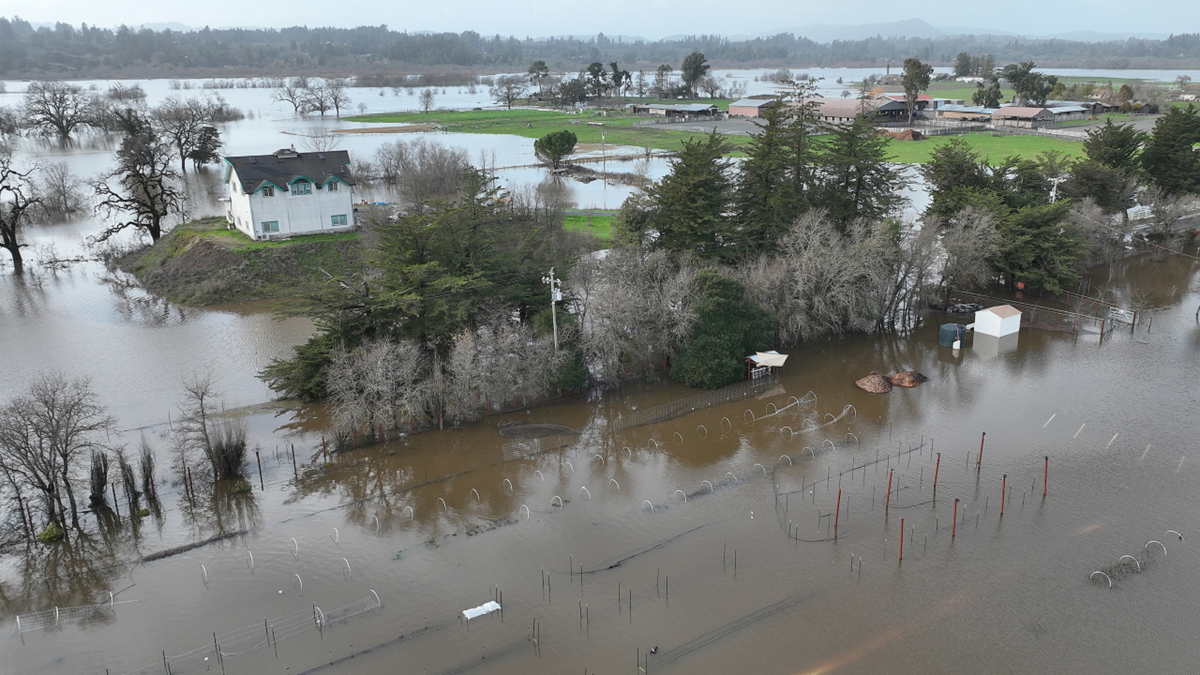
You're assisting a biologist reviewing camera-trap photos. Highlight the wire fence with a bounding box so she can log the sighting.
[947,290,1123,334]
[12,596,118,634]
[107,592,382,675]
[614,374,781,431]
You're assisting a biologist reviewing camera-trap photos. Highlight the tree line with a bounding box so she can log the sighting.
[0,82,243,272]
[3,16,1200,77]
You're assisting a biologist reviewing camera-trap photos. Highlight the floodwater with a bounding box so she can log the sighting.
[3,248,1199,675]
[2,72,1200,675]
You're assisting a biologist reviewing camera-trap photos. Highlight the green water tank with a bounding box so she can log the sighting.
[938,323,967,348]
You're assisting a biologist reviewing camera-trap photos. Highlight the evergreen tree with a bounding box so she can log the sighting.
[670,270,777,389]
[814,113,907,227]
[1083,118,1146,174]
[1140,104,1200,196]
[639,131,733,259]
[995,201,1086,293]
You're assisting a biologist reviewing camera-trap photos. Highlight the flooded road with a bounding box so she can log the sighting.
[3,248,1199,675]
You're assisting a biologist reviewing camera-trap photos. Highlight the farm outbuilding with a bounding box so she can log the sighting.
[975,305,1021,338]
[991,107,1054,128]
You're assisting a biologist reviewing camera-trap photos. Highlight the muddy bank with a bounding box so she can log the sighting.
[117,217,364,305]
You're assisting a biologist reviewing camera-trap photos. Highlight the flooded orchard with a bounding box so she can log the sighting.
[3,247,1199,675]
[2,73,1200,675]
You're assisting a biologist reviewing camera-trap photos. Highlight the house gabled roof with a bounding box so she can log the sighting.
[223,148,355,194]
[992,107,1053,119]
[729,98,778,109]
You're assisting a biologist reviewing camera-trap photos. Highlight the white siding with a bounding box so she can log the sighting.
[225,176,355,239]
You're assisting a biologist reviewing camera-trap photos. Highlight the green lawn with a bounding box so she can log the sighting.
[563,214,614,241]
[200,224,359,251]
[884,133,1086,164]
[344,108,752,153]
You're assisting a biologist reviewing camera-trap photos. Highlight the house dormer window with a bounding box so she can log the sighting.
[290,181,312,196]
[327,181,339,192]
[262,185,275,197]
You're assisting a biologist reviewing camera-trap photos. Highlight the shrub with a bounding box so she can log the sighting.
[37,523,64,543]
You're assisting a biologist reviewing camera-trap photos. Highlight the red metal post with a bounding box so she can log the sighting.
[899,517,904,561]
[834,489,841,533]
[885,469,893,507]
[952,498,958,538]
[933,452,941,490]
[977,432,986,468]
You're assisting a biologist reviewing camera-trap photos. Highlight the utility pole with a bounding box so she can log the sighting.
[543,267,561,351]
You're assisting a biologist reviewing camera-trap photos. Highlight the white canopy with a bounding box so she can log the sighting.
[750,351,789,368]
[462,601,501,620]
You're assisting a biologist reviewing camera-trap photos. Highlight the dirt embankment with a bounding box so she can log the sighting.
[118,217,364,306]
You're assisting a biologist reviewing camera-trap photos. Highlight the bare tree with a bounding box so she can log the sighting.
[300,131,343,153]
[0,149,41,273]
[92,110,184,244]
[34,161,86,222]
[696,74,723,99]
[444,324,558,422]
[576,249,697,383]
[1144,185,1193,242]
[304,83,333,117]
[373,139,470,209]
[938,208,1000,293]
[153,97,212,173]
[418,88,436,113]
[328,81,352,117]
[326,338,429,436]
[175,374,246,481]
[489,75,529,110]
[0,372,116,533]
[273,79,309,114]
[738,212,896,345]
[22,81,96,139]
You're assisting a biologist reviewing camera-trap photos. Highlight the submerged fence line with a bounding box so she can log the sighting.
[106,593,382,675]
[615,374,781,431]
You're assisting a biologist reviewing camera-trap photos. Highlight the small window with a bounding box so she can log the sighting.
[290,181,312,196]
[326,181,339,192]
[262,221,279,233]
[331,214,348,227]
[261,185,275,197]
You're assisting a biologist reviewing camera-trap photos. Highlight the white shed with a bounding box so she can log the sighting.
[975,305,1021,337]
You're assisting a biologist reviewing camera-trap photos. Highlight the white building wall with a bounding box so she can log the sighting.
[975,309,1021,337]
[224,177,355,239]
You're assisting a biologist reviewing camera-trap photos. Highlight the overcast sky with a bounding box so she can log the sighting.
[3,0,1195,40]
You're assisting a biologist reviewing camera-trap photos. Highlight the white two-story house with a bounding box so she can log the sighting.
[222,148,356,240]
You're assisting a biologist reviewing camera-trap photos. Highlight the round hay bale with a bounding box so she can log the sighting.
[887,371,929,388]
[855,371,893,394]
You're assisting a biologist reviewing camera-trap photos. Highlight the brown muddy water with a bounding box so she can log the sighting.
[3,249,1199,675]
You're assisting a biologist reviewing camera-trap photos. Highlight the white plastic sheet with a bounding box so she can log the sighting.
[462,601,501,620]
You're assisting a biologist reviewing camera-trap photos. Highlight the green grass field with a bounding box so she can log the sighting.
[884,133,1085,164]
[200,223,359,251]
[344,108,752,152]
[347,107,1091,165]
[562,214,614,241]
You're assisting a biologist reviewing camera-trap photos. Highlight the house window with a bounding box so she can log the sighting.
[262,221,279,233]
[261,185,275,197]
[331,214,348,227]
[290,181,312,196]
[326,181,339,192]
